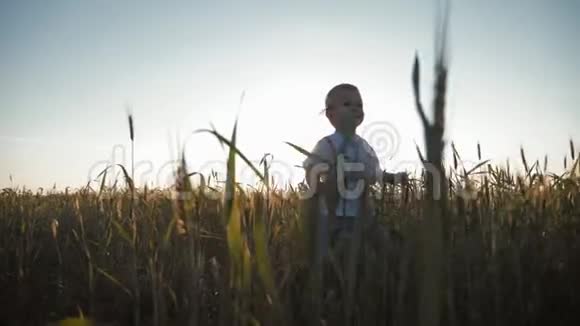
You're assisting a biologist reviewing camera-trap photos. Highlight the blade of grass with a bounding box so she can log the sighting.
[195,128,265,183]
[95,266,132,297]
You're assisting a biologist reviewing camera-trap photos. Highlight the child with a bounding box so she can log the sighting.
[302,83,407,256]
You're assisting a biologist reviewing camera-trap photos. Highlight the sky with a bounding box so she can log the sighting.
[1,0,579,189]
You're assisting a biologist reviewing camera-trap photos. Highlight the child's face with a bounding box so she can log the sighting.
[326,88,364,133]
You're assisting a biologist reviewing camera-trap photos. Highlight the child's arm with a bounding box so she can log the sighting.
[362,139,408,186]
[303,139,331,189]
[361,140,382,185]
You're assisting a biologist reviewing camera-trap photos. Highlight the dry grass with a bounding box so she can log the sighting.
[0,141,579,325]
[2,7,580,325]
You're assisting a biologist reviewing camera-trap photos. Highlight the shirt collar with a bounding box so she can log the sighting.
[333,130,358,143]
[333,130,359,154]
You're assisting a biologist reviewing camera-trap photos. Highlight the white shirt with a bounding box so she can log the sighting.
[303,131,382,217]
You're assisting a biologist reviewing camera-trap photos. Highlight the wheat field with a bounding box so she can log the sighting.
[1,121,579,326]
[1,17,580,326]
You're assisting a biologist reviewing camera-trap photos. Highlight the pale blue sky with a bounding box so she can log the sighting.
[1,0,579,189]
